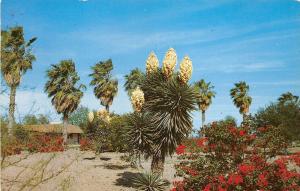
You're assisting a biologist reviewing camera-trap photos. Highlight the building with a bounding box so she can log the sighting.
[23,124,84,144]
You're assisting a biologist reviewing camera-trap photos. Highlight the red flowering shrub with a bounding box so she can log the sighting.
[80,138,94,151]
[26,134,64,153]
[172,122,300,191]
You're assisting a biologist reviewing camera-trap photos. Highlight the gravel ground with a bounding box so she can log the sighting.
[1,150,179,191]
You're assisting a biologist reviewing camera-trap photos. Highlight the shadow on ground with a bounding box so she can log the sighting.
[115,171,143,188]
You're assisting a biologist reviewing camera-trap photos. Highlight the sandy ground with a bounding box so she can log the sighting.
[1,150,179,191]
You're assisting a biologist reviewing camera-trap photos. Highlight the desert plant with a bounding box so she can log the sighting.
[89,59,118,112]
[132,172,169,191]
[1,26,36,135]
[230,81,252,123]
[124,68,145,97]
[278,91,299,105]
[194,79,216,129]
[132,48,197,173]
[44,60,85,144]
[172,122,299,191]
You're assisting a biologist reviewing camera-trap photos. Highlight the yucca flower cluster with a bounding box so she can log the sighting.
[131,87,145,112]
[162,48,177,79]
[88,111,94,122]
[146,52,159,75]
[179,56,193,84]
[97,109,111,122]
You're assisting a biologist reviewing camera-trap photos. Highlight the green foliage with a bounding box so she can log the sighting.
[45,60,85,117]
[124,68,145,96]
[89,59,118,111]
[255,101,300,141]
[13,126,30,142]
[1,26,36,87]
[141,70,197,158]
[69,105,89,130]
[278,92,299,105]
[131,172,169,191]
[230,81,252,117]
[22,114,50,125]
[109,115,129,152]
[125,112,153,158]
[194,79,215,112]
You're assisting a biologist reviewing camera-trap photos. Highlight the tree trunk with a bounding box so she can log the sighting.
[201,110,205,129]
[8,86,17,136]
[242,113,247,124]
[63,115,68,146]
[105,105,109,112]
[151,154,164,174]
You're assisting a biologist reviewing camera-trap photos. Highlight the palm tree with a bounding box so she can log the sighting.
[194,79,216,129]
[124,68,145,97]
[230,81,252,122]
[90,59,118,112]
[45,60,85,145]
[1,26,37,135]
[278,92,299,105]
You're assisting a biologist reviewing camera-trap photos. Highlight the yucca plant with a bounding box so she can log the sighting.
[230,81,252,122]
[131,172,169,191]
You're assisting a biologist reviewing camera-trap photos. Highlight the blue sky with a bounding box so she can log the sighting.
[1,0,300,128]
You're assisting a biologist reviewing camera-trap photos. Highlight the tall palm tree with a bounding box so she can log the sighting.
[230,81,252,122]
[194,79,216,129]
[278,92,299,105]
[89,59,118,112]
[1,26,36,135]
[45,60,85,144]
[124,68,145,97]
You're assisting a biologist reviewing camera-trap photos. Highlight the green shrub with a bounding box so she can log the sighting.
[132,172,169,191]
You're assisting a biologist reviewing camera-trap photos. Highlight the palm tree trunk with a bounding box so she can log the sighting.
[105,105,109,112]
[63,114,68,146]
[151,154,164,174]
[201,110,205,129]
[242,113,247,124]
[8,86,17,136]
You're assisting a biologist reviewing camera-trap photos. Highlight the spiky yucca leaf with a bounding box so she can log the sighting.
[141,71,196,157]
[131,172,169,191]
[125,112,153,158]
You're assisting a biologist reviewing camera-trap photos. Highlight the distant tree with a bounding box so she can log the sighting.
[69,106,89,130]
[223,115,237,126]
[22,114,49,125]
[255,100,300,142]
[124,68,145,97]
[230,81,252,122]
[89,59,118,112]
[45,60,85,144]
[194,79,216,129]
[278,92,299,105]
[1,26,37,135]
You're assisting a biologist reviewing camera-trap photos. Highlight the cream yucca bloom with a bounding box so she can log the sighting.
[146,51,159,75]
[162,48,177,79]
[131,87,145,112]
[179,56,193,83]
[97,109,110,122]
[88,111,94,122]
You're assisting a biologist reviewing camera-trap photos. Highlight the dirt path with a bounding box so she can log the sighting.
[1,150,178,191]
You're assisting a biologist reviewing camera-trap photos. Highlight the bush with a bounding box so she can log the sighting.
[131,172,169,191]
[26,134,64,153]
[79,137,94,151]
[13,126,30,142]
[171,122,300,191]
